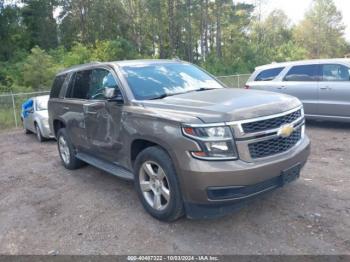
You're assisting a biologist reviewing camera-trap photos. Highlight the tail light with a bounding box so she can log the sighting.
[244,85,250,89]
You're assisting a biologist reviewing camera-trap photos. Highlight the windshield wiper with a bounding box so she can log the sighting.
[197,87,218,91]
[149,88,217,100]
[148,92,187,100]
[149,93,169,100]
[186,87,217,93]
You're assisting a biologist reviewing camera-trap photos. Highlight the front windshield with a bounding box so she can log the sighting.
[121,63,223,100]
[36,98,48,111]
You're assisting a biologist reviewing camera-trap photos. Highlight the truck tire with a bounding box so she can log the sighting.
[134,146,184,222]
[57,128,84,170]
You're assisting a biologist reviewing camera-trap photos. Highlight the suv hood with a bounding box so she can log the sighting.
[139,88,301,123]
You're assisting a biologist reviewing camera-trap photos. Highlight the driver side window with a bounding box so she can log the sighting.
[88,69,120,100]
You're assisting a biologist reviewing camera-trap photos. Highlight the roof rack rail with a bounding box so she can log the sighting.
[65,61,101,71]
[56,61,102,75]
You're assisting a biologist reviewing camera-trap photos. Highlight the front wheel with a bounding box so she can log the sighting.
[35,124,45,142]
[134,146,184,222]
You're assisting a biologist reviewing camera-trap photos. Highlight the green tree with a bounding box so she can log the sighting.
[0,4,29,61]
[58,0,130,47]
[22,46,59,90]
[294,0,347,58]
[92,40,137,61]
[61,42,92,66]
[1,0,350,94]
[22,0,58,50]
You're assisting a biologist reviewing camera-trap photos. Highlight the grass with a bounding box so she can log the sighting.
[0,108,18,130]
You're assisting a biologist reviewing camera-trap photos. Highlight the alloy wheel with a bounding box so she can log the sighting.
[36,125,42,141]
[139,161,170,211]
[58,136,70,165]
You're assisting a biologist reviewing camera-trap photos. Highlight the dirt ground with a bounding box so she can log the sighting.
[0,121,349,255]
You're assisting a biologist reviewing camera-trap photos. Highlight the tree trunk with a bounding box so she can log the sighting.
[215,0,222,58]
[77,0,87,43]
[200,1,204,59]
[204,0,209,57]
[158,3,165,58]
[187,0,193,62]
[168,0,175,57]
[200,0,209,60]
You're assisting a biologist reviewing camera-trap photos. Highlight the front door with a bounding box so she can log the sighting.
[318,63,350,118]
[279,64,320,115]
[84,68,124,162]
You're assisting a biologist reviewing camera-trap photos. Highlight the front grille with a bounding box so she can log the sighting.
[248,127,302,159]
[242,109,301,133]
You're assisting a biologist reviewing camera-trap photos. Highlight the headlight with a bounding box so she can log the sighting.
[182,125,238,160]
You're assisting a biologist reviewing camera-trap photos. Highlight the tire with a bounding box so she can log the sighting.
[134,146,184,222]
[35,123,45,142]
[57,128,84,170]
[22,118,30,134]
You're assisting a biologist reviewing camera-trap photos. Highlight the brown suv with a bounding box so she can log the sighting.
[48,60,310,221]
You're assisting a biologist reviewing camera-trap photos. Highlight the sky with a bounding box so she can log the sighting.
[238,0,350,41]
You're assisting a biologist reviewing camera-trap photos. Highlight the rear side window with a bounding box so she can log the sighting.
[284,64,320,82]
[50,74,67,98]
[255,67,284,81]
[67,70,92,99]
[321,64,350,81]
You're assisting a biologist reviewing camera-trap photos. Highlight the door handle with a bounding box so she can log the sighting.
[86,111,97,115]
[320,86,331,90]
[277,86,286,89]
[63,106,70,110]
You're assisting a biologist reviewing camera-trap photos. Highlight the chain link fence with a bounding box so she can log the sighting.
[0,73,251,131]
[216,73,251,88]
[0,90,50,130]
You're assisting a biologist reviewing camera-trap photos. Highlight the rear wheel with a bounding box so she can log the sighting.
[134,146,184,221]
[57,128,84,170]
[22,118,30,134]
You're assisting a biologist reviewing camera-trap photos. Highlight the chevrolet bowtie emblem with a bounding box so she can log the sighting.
[277,124,294,137]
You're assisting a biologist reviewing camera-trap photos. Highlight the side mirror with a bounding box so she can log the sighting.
[103,87,115,99]
[103,87,123,103]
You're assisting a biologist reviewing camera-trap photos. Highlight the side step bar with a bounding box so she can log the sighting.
[76,152,134,180]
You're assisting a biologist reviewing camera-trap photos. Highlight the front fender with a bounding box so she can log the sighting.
[121,115,201,190]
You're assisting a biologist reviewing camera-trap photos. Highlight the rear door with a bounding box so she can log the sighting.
[48,73,69,134]
[83,67,124,162]
[64,70,92,151]
[318,63,350,118]
[279,64,320,115]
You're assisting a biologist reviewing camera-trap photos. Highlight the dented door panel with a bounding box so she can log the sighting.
[84,101,123,162]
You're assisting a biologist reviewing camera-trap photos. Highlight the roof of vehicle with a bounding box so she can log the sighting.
[34,95,49,101]
[255,58,350,71]
[56,59,185,76]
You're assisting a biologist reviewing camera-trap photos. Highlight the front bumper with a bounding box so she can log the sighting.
[176,135,310,218]
[41,124,55,139]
